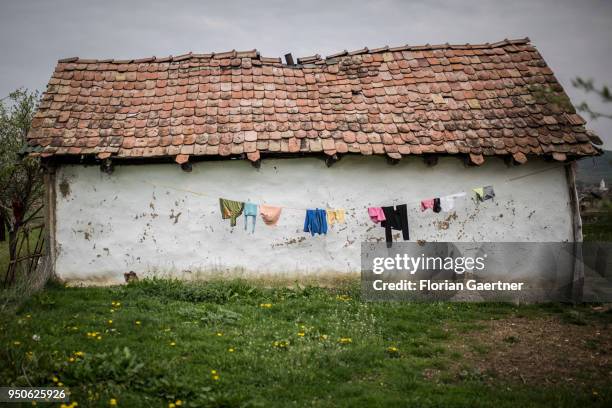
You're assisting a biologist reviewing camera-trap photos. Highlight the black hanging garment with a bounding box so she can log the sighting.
[380,204,409,248]
[433,198,441,213]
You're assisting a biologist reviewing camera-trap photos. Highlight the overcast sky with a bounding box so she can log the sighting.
[1,0,610,148]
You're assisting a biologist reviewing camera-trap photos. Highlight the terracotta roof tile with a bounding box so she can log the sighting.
[28,38,600,162]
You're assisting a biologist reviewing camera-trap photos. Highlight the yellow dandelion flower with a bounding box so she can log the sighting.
[216,332,223,336]
[13,341,21,346]
[211,369,217,374]
[74,351,85,357]
[273,340,289,349]
[135,321,141,325]
[97,336,102,340]
[228,348,235,352]
[109,398,117,406]
[386,346,400,356]
[212,375,220,381]
[168,403,175,408]
[175,400,183,406]
[297,332,305,337]
[336,295,351,301]
[52,376,59,383]
[68,357,75,362]
[57,382,64,387]
[259,303,272,308]
[170,341,176,346]
[338,337,352,344]
[26,314,32,319]
[108,320,113,324]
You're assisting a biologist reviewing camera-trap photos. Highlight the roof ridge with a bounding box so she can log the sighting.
[56,37,531,66]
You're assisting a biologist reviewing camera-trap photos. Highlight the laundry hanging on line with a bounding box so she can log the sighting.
[420,198,441,212]
[326,208,345,225]
[244,202,258,233]
[219,198,244,227]
[473,186,495,202]
[440,193,466,211]
[433,198,441,213]
[260,204,282,226]
[218,179,496,235]
[304,208,328,236]
[420,199,434,212]
[380,204,409,248]
[422,192,469,213]
[219,198,282,229]
[368,207,386,223]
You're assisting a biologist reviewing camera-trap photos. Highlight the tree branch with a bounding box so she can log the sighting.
[572,77,612,120]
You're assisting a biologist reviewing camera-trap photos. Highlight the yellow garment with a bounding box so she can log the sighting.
[473,187,484,201]
[326,209,346,225]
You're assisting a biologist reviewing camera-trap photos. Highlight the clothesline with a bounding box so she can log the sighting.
[142,162,567,212]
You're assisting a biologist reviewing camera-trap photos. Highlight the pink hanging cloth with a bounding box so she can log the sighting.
[259,205,282,226]
[420,199,434,212]
[368,207,386,223]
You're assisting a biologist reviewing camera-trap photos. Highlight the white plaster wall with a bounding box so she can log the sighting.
[53,156,573,283]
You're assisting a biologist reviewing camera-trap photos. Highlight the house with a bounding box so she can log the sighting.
[26,38,602,284]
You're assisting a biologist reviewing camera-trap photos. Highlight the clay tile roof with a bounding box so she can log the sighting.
[28,38,602,162]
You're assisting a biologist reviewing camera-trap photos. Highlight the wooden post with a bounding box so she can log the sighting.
[566,161,583,303]
[43,164,57,280]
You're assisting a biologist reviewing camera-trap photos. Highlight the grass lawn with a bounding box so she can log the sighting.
[1,279,611,407]
[583,210,612,241]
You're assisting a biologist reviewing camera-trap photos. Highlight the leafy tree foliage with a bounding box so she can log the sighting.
[0,89,42,280]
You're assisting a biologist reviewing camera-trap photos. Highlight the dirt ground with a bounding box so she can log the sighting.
[445,309,612,387]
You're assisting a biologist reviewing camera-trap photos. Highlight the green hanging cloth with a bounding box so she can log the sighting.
[473,186,495,202]
[219,198,244,227]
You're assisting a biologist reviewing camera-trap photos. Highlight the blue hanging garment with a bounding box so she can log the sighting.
[244,202,258,233]
[319,209,328,234]
[304,208,328,236]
